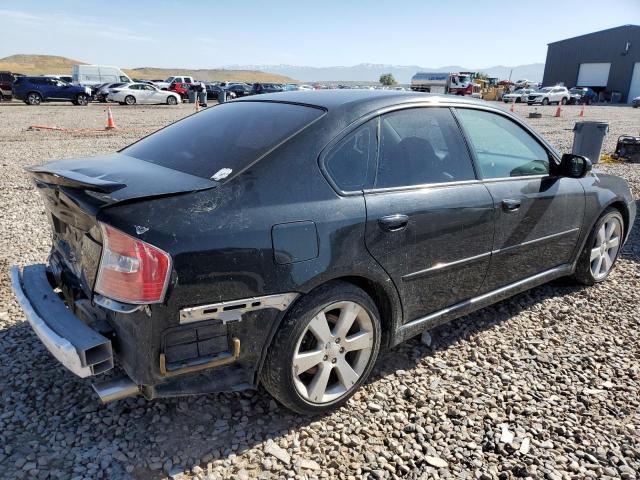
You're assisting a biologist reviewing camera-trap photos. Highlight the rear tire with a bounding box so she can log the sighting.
[261,281,381,415]
[542,98,549,105]
[27,92,42,105]
[124,95,136,105]
[572,208,624,285]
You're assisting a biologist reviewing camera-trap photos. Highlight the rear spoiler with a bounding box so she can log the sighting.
[25,154,218,205]
[27,166,126,193]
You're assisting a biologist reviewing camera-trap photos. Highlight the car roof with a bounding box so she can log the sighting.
[235,89,489,111]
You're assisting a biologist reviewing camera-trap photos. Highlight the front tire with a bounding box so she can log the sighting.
[572,208,624,285]
[76,93,89,106]
[124,95,136,105]
[542,98,549,105]
[167,96,177,105]
[561,97,567,105]
[261,281,381,415]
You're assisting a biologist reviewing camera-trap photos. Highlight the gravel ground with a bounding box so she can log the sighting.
[0,101,639,480]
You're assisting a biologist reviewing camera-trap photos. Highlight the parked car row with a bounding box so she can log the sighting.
[503,85,599,106]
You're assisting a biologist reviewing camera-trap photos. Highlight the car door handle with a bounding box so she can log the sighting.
[378,214,409,231]
[502,199,521,211]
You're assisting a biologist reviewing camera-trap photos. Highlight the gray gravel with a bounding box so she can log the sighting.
[1,101,639,480]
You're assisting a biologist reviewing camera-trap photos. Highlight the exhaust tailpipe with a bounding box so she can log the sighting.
[93,377,140,403]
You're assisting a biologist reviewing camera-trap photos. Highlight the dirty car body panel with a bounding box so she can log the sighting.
[11,91,636,403]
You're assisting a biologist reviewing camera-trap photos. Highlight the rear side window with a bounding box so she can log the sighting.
[375,107,475,188]
[323,121,376,192]
[455,108,549,178]
[123,102,324,180]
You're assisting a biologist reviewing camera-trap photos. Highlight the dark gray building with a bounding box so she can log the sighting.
[542,25,640,103]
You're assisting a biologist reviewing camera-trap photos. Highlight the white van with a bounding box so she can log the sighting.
[72,65,132,86]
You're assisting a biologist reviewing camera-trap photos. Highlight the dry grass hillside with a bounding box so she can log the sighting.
[127,67,295,83]
[0,54,296,83]
[0,54,84,75]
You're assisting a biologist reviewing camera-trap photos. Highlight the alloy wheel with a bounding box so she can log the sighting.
[125,95,135,105]
[590,216,622,280]
[28,93,41,105]
[292,301,374,404]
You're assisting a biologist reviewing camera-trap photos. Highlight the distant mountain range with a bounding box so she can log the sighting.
[223,63,546,84]
[1,55,545,85]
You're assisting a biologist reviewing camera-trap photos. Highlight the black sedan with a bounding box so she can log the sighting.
[10,91,636,414]
[204,83,236,101]
[226,83,252,97]
[251,82,284,94]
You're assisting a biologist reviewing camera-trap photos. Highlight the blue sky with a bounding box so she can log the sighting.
[0,0,638,68]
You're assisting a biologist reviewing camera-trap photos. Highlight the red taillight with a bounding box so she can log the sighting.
[95,223,171,304]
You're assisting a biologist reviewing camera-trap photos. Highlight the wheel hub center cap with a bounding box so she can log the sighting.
[325,342,340,359]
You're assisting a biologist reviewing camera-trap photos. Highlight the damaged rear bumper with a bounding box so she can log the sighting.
[10,264,114,378]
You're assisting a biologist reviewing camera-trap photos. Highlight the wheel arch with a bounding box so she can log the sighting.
[607,199,630,240]
[571,198,630,270]
[254,273,403,381]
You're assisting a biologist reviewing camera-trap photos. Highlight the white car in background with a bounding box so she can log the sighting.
[107,83,181,105]
[514,79,538,88]
[526,86,570,105]
[503,88,535,103]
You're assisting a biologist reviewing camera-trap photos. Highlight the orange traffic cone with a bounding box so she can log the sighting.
[579,103,585,117]
[105,106,116,129]
[554,104,562,117]
[510,98,515,112]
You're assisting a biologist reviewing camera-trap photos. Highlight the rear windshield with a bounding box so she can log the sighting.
[123,101,324,180]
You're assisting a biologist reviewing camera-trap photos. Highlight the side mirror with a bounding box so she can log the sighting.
[558,153,592,178]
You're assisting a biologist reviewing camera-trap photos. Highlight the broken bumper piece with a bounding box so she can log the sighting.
[10,264,114,378]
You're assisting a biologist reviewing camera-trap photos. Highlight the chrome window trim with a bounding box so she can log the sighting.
[363,178,482,195]
[481,174,549,183]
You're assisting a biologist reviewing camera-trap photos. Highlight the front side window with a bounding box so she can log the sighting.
[375,107,476,189]
[324,121,376,192]
[456,108,549,178]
